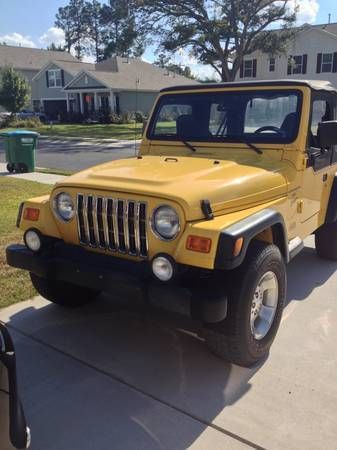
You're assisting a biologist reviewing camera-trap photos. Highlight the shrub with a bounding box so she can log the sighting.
[134,111,147,123]
[121,111,134,124]
[3,116,42,129]
[109,112,123,124]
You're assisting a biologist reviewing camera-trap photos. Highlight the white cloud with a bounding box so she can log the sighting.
[289,0,319,24]
[82,54,96,63]
[39,27,65,47]
[0,32,36,48]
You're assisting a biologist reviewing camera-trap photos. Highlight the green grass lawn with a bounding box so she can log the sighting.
[4,123,143,140]
[0,178,51,309]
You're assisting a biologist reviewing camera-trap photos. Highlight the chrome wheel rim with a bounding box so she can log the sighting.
[250,271,279,340]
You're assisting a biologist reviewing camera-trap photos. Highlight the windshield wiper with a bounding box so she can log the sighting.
[179,138,197,152]
[236,138,263,155]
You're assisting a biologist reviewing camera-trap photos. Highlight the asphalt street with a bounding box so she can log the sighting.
[1,236,337,449]
[0,138,139,172]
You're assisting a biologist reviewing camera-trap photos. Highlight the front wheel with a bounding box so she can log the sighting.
[30,273,100,307]
[203,241,286,367]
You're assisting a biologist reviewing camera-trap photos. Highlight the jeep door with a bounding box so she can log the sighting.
[300,91,337,223]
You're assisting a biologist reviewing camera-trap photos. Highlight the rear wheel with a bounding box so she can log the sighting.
[315,222,337,260]
[6,163,14,173]
[203,241,286,367]
[30,273,100,307]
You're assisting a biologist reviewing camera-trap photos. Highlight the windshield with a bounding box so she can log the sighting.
[148,89,302,144]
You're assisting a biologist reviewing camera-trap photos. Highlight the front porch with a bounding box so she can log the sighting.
[65,90,120,117]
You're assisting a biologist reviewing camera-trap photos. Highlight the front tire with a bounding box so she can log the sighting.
[30,273,100,307]
[203,241,286,367]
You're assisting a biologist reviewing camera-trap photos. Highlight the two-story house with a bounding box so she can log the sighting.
[0,44,196,119]
[236,23,337,87]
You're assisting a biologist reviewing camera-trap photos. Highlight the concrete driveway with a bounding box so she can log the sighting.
[1,236,337,450]
[0,138,139,172]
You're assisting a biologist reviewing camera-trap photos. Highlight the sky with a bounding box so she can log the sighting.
[0,0,336,78]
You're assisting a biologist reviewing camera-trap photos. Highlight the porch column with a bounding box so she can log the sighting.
[79,93,84,115]
[94,92,99,111]
[109,90,114,112]
[66,92,70,113]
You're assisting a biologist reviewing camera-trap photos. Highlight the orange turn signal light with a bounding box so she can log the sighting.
[233,237,244,257]
[23,208,40,222]
[186,235,212,253]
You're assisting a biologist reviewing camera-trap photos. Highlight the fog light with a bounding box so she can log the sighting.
[24,229,41,252]
[152,256,174,282]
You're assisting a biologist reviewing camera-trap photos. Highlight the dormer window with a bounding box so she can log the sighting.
[47,69,62,88]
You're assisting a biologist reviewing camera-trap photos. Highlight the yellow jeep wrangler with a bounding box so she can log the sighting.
[7,80,337,367]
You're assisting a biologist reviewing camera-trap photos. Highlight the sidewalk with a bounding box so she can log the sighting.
[0,163,66,185]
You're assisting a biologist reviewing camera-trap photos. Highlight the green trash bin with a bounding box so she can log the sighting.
[0,130,39,173]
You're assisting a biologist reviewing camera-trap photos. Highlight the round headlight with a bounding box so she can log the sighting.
[152,205,180,240]
[54,192,75,221]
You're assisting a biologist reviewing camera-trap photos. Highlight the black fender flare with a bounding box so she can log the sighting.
[325,174,337,224]
[214,208,288,270]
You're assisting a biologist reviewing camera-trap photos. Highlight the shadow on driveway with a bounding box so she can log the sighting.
[4,241,337,449]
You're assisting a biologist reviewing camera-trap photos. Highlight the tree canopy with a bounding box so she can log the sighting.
[55,0,144,62]
[0,68,31,114]
[134,0,297,81]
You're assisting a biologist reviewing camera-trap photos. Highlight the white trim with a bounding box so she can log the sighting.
[39,97,67,101]
[63,69,109,90]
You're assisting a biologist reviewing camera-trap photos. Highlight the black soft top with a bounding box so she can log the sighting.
[161,79,337,94]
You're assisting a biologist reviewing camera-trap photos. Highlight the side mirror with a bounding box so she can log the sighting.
[0,323,30,449]
[318,120,337,148]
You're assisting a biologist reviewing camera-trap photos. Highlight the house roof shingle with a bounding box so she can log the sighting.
[67,56,198,91]
[0,44,78,70]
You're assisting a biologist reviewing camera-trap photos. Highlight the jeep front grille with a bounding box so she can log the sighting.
[76,194,148,258]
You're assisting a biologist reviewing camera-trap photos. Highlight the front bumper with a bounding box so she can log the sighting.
[6,242,227,323]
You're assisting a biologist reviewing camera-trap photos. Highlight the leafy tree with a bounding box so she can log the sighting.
[84,0,105,62]
[46,43,66,51]
[100,0,145,58]
[55,0,87,59]
[155,53,196,79]
[135,0,296,81]
[0,68,31,114]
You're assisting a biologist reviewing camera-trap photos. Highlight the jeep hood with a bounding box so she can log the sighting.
[58,155,290,221]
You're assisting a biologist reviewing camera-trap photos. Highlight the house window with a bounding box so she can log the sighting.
[287,55,307,75]
[48,69,62,88]
[321,53,333,72]
[240,59,257,78]
[269,58,276,72]
[244,60,253,77]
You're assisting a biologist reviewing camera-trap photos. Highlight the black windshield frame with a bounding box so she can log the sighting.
[147,89,303,145]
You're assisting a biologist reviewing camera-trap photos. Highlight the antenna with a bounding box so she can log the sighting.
[135,77,140,157]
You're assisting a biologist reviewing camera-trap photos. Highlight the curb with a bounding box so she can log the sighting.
[39,135,142,144]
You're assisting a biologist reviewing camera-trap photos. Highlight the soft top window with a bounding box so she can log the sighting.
[148,89,302,144]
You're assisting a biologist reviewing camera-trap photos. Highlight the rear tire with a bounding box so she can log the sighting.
[203,241,286,367]
[30,273,100,307]
[315,222,337,260]
[6,163,14,173]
